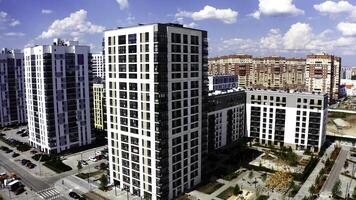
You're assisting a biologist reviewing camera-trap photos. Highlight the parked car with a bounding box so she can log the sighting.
[351,153,356,157]
[69,191,80,199]
[80,160,88,166]
[5,149,13,153]
[21,159,29,166]
[20,133,28,137]
[15,186,25,195]
[12,152,19,158]
[89,157,97,162]
[1,146,9,151]
[27,163,36,169]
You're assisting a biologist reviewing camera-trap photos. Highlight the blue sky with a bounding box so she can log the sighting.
[1,0,356,65]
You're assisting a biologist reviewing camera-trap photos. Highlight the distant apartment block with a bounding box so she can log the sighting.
[24,39,92,154]
[0,48,26,126]
[209,53,341,102]
[208,74,237,91]
[92,52,105,80]
[246,89,328,152]
[341,67,356,80]
[306,53,341,102]
[207,89,245,152]
[105,23,208,199]
[93,83,106,130]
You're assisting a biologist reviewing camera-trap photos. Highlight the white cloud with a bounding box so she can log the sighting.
[260,29,283,49]
[249,11,261,20]
[314,1,356,21]
[9,20,20,26]
[176,5,238,24]
[41,9,53,14]
[0,11,20,28]
[4,32,25,36]
[249,0,304,19]
[283,23,312,49]
[176,17,197,28]
[337,22,356,36]
[314,1,354,13]
[116,0,129,10]
[38,9,105,39]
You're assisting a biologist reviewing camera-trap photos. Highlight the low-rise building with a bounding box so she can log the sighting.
[246,89,328,152]
[208,75,237,91]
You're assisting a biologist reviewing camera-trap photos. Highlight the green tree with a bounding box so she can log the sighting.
[77,161,82,172]
[309,185,316,195]
[100,174,108,190]
[332,180,341,197]
[100,162,107,170]
[233,184,240,195]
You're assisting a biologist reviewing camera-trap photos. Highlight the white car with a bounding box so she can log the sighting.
[89,157,97,162]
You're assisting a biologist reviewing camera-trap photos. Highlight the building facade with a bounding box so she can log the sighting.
[92,52,105,80]
[24,39,92,154]
[93,83,106,130]
[246,90,328,152]
[207,89,245,152]
[208,75,237,91]
[306,53,341,102]
[105,23,208,199]
[0,48,26,126]
[209,53,341,102]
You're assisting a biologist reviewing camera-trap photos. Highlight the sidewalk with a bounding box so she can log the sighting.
[294,144,336,199]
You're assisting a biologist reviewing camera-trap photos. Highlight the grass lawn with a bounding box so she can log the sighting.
[32,154,51,162]
[196,181,223,194]
[217,187,234,199]
[76,170,104,179]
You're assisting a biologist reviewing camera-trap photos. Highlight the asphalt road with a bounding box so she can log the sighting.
[0,152,68,200]
[322,149,348,192]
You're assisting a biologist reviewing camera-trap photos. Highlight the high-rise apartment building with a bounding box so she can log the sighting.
[306,53,341,102]
[0,48,26,126]
[92,52,105,80]
[246,89,328,152]
[209,53,341,102]
[24,39,92,154]
[93,83,106,130]
[105,23,208,199]
[207,89,245,151]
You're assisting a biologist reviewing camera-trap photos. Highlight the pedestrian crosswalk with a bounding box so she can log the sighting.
[37,187,62,200]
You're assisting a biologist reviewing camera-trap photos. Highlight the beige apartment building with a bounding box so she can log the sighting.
[209,53,341,102]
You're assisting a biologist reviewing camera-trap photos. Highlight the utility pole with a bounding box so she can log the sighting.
[39,154,43,176]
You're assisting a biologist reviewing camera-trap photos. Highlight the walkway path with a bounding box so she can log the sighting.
[294,144,335,199]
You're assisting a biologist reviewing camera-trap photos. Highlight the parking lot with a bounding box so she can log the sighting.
[62,145,107,170]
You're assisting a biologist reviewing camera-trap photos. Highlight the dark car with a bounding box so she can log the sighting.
[21,159,29,166]
[69,191,80,199]
[12,152,19,158]
[20,133,28,137]
[28,163,36,169]
[1,146,9,151]
[15,186,25,195]
[78,197,86,200]
[5,149,13,153]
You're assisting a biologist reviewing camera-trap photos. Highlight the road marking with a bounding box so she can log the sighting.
[37,187,61,200]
